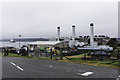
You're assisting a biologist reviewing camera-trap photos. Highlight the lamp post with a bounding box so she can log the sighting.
[18,35,21,48]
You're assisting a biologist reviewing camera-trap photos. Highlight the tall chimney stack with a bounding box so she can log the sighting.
[57,26,60,41]
[72,25,75,45]
[90,23,94,45]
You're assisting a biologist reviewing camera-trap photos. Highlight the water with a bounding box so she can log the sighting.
[0,41,33,48]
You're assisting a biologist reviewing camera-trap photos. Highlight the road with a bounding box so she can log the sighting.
[2,57,119,79]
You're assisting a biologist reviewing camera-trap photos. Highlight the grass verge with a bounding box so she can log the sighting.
[1,52,50,60]
[58,55,120,69]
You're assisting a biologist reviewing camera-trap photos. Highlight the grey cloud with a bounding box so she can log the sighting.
[2,2,118,39]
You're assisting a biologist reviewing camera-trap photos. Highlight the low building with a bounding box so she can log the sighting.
[28,41,68,50]
[27,41,68,57]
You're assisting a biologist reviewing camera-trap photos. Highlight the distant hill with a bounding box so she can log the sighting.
[0,38,49,42]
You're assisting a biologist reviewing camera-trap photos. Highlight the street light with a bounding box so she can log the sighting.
[18,35,21,48]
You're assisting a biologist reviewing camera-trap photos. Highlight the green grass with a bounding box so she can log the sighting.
[8,53,21,57]
[1,52,50,60]
[112,62,120,66]
[65,57,120,68]
[2,53,23,57]
[0,52,3,55]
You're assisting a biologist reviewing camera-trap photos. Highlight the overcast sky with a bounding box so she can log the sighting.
[2,1,118,39]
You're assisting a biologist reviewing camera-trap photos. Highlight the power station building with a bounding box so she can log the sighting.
[28,41,68,50]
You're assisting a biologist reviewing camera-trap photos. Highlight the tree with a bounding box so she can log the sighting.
[107,38,118,49]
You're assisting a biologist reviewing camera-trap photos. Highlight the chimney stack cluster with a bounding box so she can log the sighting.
[56,22,95,47]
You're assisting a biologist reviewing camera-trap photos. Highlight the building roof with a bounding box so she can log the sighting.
[28,41,62,46]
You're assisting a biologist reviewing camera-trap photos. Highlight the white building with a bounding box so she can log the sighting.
[28,41,68,50]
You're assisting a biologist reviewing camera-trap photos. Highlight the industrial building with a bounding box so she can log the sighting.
[28,23,113,52]
[25,22,114,59]
[28,41,68,50]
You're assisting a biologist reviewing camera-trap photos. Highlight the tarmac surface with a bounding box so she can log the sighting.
[2,57,119,79]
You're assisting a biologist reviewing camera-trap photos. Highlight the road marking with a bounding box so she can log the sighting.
[47,65,56,69]
[10,62,23,71]
[81,72,93,76]
[16,66,24,71]
[116,75,120,80]
[11,62,16,66]
[49,66,53,68]
[116,78,119,80]
[77,71,93,77]
[119,75,120,78]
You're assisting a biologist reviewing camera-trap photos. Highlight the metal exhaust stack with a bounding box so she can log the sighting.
[57,26,60,41]
[90,23,94,46]
[72,25,75,45]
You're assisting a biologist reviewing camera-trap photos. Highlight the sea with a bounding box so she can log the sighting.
[0,41,33,48]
